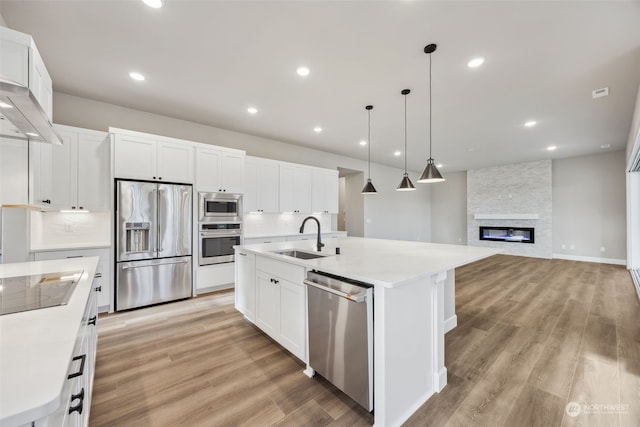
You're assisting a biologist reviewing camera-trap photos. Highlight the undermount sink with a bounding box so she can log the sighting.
[273,249,330,260]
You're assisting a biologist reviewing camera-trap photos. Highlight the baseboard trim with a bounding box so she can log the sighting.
[631,270,640,302]
[444,315,457,333]
[552,253,626,265]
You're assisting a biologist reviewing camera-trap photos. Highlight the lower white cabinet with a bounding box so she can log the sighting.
[254,256,306,361]
[234,250,255,321]
[39,280,98,427]
[196,262,235,293]
[243,236,287,245]
[34,248,112,312]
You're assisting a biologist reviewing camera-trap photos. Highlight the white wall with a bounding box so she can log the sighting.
[337,177,346,231]
[553,151,626,262]
[30,211,111,250]
[430,171,467,245]
[53,92,431,242]
[344,172,365,237]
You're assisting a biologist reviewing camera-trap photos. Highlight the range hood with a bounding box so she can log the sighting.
[0,76,62,145]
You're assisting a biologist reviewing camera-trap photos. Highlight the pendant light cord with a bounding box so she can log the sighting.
[368,108,372,179]
[429,51,432,160]
[404,93,408,173]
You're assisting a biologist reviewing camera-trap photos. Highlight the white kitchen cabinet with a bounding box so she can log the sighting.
[244,156,279,213]
[40,283,98,427]
[279,163,311,213]
[255,256,306,361]
[235,250,256,321]
[195,145,245,193]
[114,132,194,183]
[0,137,29,206]
[311,168,339,214]
[196,262,235,293]
[34,248,112,312]
[0,27,53,121]
[32,125,110,211]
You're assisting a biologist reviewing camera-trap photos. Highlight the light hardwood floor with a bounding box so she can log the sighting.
[90,255,640,426]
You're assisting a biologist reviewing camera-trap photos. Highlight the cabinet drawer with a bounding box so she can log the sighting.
[244,236,287,245]
[256,256,304,284]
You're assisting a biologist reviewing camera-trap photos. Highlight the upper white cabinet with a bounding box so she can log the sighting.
[0,27,53,121]
[279,163,312,213]
[195,145,245,193]
[311,168,339,214]
[0,137,29,206]
[32,125,110,211]
[114,132,194,183]
[244,156,279,213]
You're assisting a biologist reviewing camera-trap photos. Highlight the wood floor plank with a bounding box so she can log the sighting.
[504,384,565,427]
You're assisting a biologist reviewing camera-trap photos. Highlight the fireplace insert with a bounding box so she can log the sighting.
[479,226,534,243]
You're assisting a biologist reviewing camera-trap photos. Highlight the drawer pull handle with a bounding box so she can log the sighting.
[66,255,83,259]
[68,354,86,379]
[270,278,279,284]
[94,272,102,278]
[95,285,102,292]
[88,316,97,326]
[68,387,85,415]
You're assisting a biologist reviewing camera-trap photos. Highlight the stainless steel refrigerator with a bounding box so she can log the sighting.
[115,180,192,311]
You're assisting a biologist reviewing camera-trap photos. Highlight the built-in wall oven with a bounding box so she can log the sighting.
[199,192,242,223]
[199,222,242,266]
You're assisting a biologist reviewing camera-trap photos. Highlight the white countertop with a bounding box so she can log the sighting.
[237,236,500,288]
[29,242,111,252]
[0,257,99,426]
[244,231,347,239]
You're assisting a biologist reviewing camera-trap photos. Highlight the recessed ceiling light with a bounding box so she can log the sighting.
[467,57,485,68]
[313,126,322,133]
[600,144,611,149]
[436,163,443,168]
[25,132,39,137]
[0,101,13,109]
[142,0,163,8]
[247,107,258,114]
[467,148,474,152]
[359,140,367,146]
[547,145,557,151]
[394,151,402,156]
[297,66,310,77]
[524,120,537,127]
[129,72,145,81]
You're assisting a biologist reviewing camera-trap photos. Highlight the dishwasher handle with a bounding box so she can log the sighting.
[304,279,367,303]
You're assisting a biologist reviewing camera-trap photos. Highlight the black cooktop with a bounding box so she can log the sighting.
[0,270,84,315]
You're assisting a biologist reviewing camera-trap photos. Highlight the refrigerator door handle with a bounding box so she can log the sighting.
[120,259,189,270]
[157,188,163,252]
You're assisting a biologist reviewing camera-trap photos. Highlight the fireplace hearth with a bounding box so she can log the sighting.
[479,226,534,243]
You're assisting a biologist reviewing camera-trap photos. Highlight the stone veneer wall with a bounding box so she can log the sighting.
[467,160,552,258]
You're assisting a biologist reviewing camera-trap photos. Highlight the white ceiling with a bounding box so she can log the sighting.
[1,1,639,173]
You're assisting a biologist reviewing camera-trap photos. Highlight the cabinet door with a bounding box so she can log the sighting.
[50,128,76,210]
[30,141,52,207]
[243,157,258,212]
[256,271,279,338]
[0,37,29,86]
[195,146,222,192]
[77,131,110,211]
[257,161,279,213]
[279,279,306,361]
[157,140,194,183]
[0,137,29,205]
[280,164,311,213]
[235,251,256,321]
[312,169,338,214]
[114,134,157,180]
[221,151,245,193]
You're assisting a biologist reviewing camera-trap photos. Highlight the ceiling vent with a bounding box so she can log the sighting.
[592,87,609,99]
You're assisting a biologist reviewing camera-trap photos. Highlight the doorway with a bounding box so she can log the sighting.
[337,168,364,237]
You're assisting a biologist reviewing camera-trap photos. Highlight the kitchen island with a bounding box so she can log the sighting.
[0,257,99,427]
[235,236,499,427]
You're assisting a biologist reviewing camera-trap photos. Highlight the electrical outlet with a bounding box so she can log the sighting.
[561,244,566,249]
[64,224,73,233]
[570,244,575,250]
[600,246,606,252]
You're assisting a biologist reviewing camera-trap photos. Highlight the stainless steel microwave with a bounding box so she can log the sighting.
[198,192,243,222]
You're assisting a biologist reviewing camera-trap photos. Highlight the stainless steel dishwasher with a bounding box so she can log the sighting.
[304,270,374,412]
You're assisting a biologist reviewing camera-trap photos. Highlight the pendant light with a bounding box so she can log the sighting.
[418,43,445,183]
[397,89,416,191]
[361,105,378,194]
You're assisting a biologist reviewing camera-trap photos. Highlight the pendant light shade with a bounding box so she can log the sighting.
[418,43,445,184]
[397,89,416,191]
[361,105,378,194]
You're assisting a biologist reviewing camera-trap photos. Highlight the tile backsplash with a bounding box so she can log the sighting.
[31,211,111,249]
